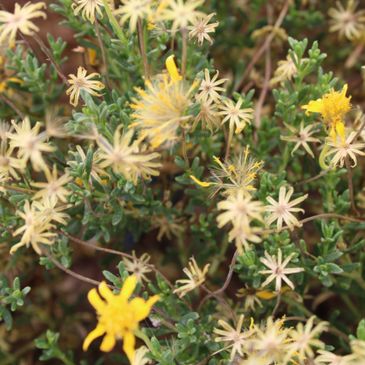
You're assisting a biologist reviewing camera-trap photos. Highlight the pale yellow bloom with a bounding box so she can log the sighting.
[325,131,365,168]
[328,0,365,41]
[302,85,351,141]
[10,200,57,255]
[72,0,104,23]
[281,122,320,158]
[83,276,159,364]
[122,251,152,283]
[130,55,197,148]
[316,350,353,365]
[193,99,221,132]
[0,2,46,47]
[96,127,161,184]
[190,148,263,197]
[228,223,263,253]
[68,145,109,185]
[133,346,151,365]
[214,315,254,361]
[259,249,304,291]
[217,190,264,228]
[7,118,54,172]
[188,12,219,45]
[251,317,289,363]
[265,185,308,231]
[286,316,328,362]
[173,257,210,298]
[196,68,227,104]
[270,54,305,85]
[219,98,253,134]
[160,0,205,33]
[348,339,365,362]
[32,165,72,203]
[0,143,24,180]
[66,66,105,107]
[115,0,152,32]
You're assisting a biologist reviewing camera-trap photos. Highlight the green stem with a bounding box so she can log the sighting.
[102,0,127,44]
[135,329,153,351]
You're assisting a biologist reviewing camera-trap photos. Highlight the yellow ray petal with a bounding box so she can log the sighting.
[190,175,212,187]
[100,332,116,352]
[83,324,106,351]
[98,281,114,302]
[120,275,137,301]
[123,331,136,364]
[87,288,105,312]
[165,55,182,82]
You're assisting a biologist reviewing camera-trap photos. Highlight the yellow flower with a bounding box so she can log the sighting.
[173,257,210,298]
[130,55,197,148]
[72,0,104,24]
[7,118,55,172]
[83,276,159,364]
[302,85,351,140]
[0,2,46,47]
[114,0,152,33]
[66,66,105,107]
[96,127,161,184]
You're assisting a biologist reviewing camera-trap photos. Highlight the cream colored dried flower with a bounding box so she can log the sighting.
[188,12,219,45]
[328,0,365,41]
[160,0,205,33]
[7,118,55,172]
[173,257,210,298]
[122,251,153,283]
[96,127,161,184]
[281,121,320,158]
[214,315,254,361]
[316,350,353,365]
[0,2,46,47]
[271,55,305,86]
[72,0,104,23]
[196,69,227,104]
[219,98,253,134]
[32,165,72,203]
[265,185,308,231]
[286,316,328,362]
[115,0,152,33]
[66,66,105,107]
[259,249,304,291]
[193,99,221,132]
[217,190,264,228]
[326,131,365,168]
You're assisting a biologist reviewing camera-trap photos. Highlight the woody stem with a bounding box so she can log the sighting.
[137,19,149,80]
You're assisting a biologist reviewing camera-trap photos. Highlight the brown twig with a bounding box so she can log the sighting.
[235,0,291,92]
[181,28,188,77]
[137,19,149,80]
[95,20,111,88]
[32,33,69,86]
[345,156,359,215]
[0,94,24,119]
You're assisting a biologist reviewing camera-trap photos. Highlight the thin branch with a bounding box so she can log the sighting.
[32,34,69,86]
[345,156,359,215]
[137,19,149,80]
[181,28,188,77]
[62,231,175,289]
[0,94,24,119]
[263,213,365,235]
[95,20,111,88]
[235,0,290,91]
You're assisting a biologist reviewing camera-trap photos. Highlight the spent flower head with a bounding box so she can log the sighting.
[328,0,365,41]
[265,185,308,231]
[259,249,304,292]
[72,0,104,23]
[122,251,153,283]
[173,257,210,298]
[0,2,46,47]
[115,0,152,33]
[66,66,105,107]
[188,12,219,45]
